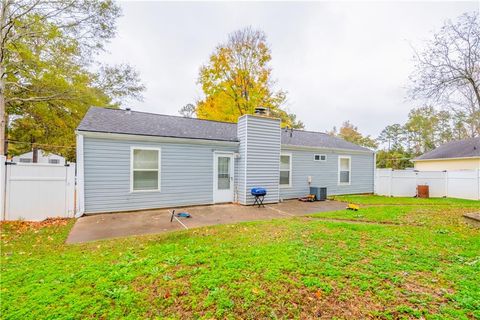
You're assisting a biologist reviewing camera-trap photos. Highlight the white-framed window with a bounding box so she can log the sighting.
[19,158,32,163]
[280,153,292,187]
[49,159,60,164]
[314,154,327,162]
[131,147,161,192]
[338,156,351,185]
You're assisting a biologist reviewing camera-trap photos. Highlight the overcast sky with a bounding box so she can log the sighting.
[99,1,479,137]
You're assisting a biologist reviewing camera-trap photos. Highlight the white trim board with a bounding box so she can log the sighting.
[212,151,235,204]
[281,144,373,155]
[243,116,248,205]
[77,131,372,154]
[412,156,480,162]
[77,131,239,147]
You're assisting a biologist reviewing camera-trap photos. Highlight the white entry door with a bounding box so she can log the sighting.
[213,154,234,203]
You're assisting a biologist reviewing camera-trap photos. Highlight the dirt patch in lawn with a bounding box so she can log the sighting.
[133,270,457,319]
[131,265,462,319]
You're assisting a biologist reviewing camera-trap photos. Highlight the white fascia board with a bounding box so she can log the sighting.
[412,156,480,162]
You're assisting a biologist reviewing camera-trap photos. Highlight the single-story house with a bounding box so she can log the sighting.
[12,149,65,164]
[76,107,375,215]
[413,137,480,171]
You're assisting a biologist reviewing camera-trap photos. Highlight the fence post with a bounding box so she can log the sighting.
[374,169,376,194]
[66,163,76,217]
[388,169,392,197]
[444,170,448,198]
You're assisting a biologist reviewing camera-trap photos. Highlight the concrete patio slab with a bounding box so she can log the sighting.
[463,212,480,227]
[66,199,346,244]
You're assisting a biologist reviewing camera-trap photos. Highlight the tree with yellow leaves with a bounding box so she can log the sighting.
[193,27,303,128]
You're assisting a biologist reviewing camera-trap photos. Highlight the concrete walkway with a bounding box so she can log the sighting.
[66,200,345,244]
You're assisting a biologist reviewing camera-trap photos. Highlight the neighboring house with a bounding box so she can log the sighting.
[76,107,375,215]
[413,137,480,171]
[12,149,65,164]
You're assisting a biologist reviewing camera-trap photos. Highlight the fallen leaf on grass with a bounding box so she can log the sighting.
[0,218,70,235]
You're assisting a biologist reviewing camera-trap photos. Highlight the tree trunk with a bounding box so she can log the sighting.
[0,77,5,156]
[467,78,480,111]
[32,146,38,163]
[0,0,9,156]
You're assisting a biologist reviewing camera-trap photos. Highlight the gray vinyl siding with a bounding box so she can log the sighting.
[83,137,237,213]
[238,115,281,205]
[279,148,375,199]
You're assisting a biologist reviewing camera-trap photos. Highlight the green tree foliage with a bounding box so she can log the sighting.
[194,27,304,129]
[329,121,378,149]
[376,149,413,170]
[0,0,144,160]
[377,124,406,151]
[375,106,472,169]
[404,106,441,154]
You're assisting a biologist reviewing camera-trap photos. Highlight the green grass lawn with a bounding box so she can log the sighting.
[332,194,480,207]
[1,196,479,319]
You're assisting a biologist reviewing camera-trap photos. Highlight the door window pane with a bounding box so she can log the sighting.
[279,154,291,186]
[280,155,290,170]
[217,157,230,190]
[280,171,290,185]
[340,171,350,183]
[339,157,350,184]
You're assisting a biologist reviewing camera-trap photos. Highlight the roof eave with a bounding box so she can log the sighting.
[76,130,240,146]
[281,143,374,154]
[75,130,375,153]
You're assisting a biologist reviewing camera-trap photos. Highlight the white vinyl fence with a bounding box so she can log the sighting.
[1,159,76,221]
[375,168,480,200]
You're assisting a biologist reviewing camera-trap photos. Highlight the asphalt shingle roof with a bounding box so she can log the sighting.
[78,107,238,142]
[281,129,371,152]
[414,137,480,160]
[78,107,372,152]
